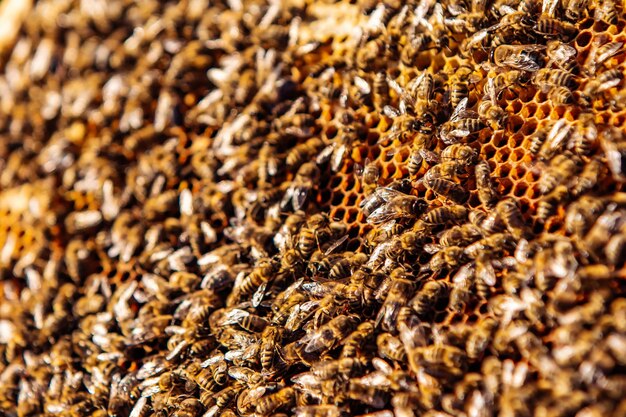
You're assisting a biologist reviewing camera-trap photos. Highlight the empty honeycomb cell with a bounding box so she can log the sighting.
[332,207,345,222]
[513,182,529,198]
[536,103,552,120]
[345,192,358,207]
[331,191,344,207]
[521,103,537,119]
[382,161,397,179]
[509,148,526,162]
[367,130,381,146]
[491,133,507,148]
[341,176,356,192]
[324,124,338,140]
[509,100,523,115]
[468,193,481,208]
[518,87,537,103]
[593,21,610,33]
[508,116,525,134]
[495,162,511,178]
[482,144,497,159]
[345,208,359,223]
[394,147,410,163]
[330,176,343,189]
[498,177,514,196]
[576,30,593,48]
[550,106,566,120]
[495,148,511,162]
[565,107,581,122]
[352,145,369,163]
[612,113,626,127]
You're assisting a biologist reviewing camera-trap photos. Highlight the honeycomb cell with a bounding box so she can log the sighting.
[576,30,593,48]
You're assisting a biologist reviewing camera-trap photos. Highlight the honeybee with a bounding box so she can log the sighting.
[492,69,531,98]
[441,144,479,166]
[490,44,546,71]
[294,405,347,417]
[475,160,499,208]
[353,75,374,109]
[409,280,450,316]
[376,279,416,331]
[424,174,469,204]
[341,320,376,358]
[407,145,424,177]
[256,387,295,416]
[547,85,573,104]
[363,187,427,225]
[466,317,497,359]
[282,162,320,211]
[355,158,380,195]
[593,0,619,23]
[429,246,468,272]
[585,68,624,101]
[601,126,626,181]
[413,344,466,377]
[537,185,570,222]
[421,205,468,225]
[533,68,577,90]
[496,198,531,240]
[538,153,583,194]
[227,258,280,305]
[585,40,624,75]
[449,66,472,110]
[377,332,407,362]
[298,315,359,356]
[439,223,483,247]
[480,78,508,129]
[440,98,485,144]
[544,42,578,76]
[563,0,588,20]
[373,72,390,112]
[534,16,576,39]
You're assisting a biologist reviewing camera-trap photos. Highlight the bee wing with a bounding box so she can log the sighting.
[477,258,496,286]
[354,75,372,94]
[316,144,335,165]
[304,329,333,353]
[354,162,364,178]
[324,235,349,255]
[223,308,250,325]
[252,281,268,307]
[331,144,348,172]
[425,243,444,255]
[383,104,402,118]
[596,42,624,66]
[450,97,468,121]
[503,47,545,72]
[387,77,416,108]
[453,262,475,286]
[292,185,311,211]
[541,0,558,17]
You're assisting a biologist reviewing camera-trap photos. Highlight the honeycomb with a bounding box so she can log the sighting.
[1,0,626,416]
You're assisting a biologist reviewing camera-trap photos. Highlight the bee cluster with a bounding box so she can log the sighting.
[1,0,626,416]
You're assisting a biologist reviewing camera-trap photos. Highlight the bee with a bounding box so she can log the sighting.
[480,78,508,129]
[409,281,450,316]
[377,332,407,362]
[294,405,347,417]
[227,259,280,305]
[601,126,626,181]
[490,44,546,71]
[449,66,472,110]
[311,357,365,380]
[538,153,583,194]
[585,40,624,75]
[533,68,577,90]
[363,187,427,225]
[353,75,374,108]
[473,254,497,298]
[584,68,624,100]
[413,344,466,377]
[547,85,573,104]
[421,205,468,225]
[594,0,619,23]
[534,16,576,39]
[537,184,570,222]
[407,145,425,177]
[441,98,485,144]
[441,144,479,166]
[376,279,416,331]
[496,198,531,240]
[429,246,468,272]
[341,321,376,358]
[546,40,578,70]
[357,38,386,71]
[439,223,483,247]
[355,158,380,195]
[571,157,607,197]
[474,160,498,207]
[282,162,320,211]
[299,315,359,356]
[256,387,295,416]
[563,0,588,20]
[373,71,390,111]
[424,174,469,204]
[260,325,282,371]
[466,318,498,359]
